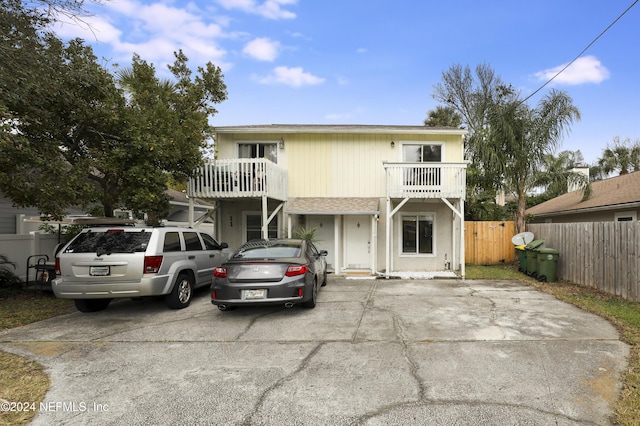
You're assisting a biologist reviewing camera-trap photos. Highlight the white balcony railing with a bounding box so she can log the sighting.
[384,162,467,199]
[189,158,288,201]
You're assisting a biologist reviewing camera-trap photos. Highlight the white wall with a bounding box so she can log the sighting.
[0,233,59,281]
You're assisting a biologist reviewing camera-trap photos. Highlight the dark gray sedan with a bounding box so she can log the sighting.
[211,239,328,311]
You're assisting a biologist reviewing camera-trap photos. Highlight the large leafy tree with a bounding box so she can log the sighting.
[0,1,228,223]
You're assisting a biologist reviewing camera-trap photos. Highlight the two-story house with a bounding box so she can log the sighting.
[188,124,468,277]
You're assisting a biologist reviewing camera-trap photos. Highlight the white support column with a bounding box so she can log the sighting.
[385,199,391,278]
[371,214,377,274]
[261,195,268,239]
[287,214,292,238]
[460,199,465,279]
[385,197,410,278]
[440,197,465,278]
[334,215,341,274]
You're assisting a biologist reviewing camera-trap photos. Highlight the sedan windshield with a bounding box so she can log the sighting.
[233,240,301,259]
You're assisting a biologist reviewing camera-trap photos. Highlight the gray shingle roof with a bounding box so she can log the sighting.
[286,197,380,215]
[526,171,640,217]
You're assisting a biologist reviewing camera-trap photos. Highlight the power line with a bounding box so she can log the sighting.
[521,0,638,105]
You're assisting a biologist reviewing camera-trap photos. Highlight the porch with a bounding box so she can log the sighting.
[383,162,467,279]
[189,158,288,201]
[188,159,288,239]
[383,162,467,199]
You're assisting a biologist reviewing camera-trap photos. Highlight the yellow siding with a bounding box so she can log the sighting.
[215,131,465,198]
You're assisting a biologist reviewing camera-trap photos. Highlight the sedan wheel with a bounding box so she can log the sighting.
[302,279,317,309]
[165,273,193,309]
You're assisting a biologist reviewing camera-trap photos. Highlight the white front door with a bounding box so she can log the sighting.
[344,215,371,270]
[307,216,335,270]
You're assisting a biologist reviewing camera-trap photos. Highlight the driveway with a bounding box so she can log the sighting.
[0,278,629,425]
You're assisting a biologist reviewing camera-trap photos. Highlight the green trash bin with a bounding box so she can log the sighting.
[515,245,527,272]
[537,248,560,282]
[525,240,544,277]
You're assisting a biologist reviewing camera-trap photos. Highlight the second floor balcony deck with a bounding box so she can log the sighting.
[384,162,467,199]
[189,158,288,201]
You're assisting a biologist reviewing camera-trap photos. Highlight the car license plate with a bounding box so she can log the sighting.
[90,266,110,276]
[242,289,266,300]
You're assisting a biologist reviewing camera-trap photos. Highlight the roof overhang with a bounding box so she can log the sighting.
[286,197,380,215]
[213,124,467,137]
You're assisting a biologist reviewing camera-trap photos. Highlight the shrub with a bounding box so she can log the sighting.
[0,254,23,298]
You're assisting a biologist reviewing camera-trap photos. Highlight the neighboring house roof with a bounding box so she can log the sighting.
[287,198,380,215]
[213,124,467,136]
[166,188,213,208]
[526,171,640,218]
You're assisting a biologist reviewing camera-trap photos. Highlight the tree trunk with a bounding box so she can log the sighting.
[516,180,527,234]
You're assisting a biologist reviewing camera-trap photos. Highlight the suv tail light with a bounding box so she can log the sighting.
[144,256,163,274]
[285,265,309,277]
[213,267,227,278]
[55,257,61,276]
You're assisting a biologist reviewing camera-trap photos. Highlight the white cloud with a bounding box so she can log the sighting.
[534,55,610,85]
[51,0,230,70]
[256,66,325,87]
[243,38,280,61]
[216,0,297,19]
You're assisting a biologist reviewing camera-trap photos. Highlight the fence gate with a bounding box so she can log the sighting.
[465,221,516,265]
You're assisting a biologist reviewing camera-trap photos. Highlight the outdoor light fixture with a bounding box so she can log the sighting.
[390,141,395,148]
[279,138,285,149]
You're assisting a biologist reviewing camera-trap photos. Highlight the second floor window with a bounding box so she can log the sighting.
[239,143,278,163]
[402,144,442,187]
[403,144,442,163]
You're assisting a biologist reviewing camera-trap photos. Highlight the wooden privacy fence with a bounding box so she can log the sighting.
[527,222,640,303]
[465,221,517,265]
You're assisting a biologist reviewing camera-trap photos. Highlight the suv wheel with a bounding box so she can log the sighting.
[165,273,193,309]
[74,299,112,313]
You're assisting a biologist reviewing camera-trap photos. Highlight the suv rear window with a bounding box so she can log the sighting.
[65,230,152,254]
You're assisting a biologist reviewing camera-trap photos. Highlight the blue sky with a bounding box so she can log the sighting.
[52,0,640,165]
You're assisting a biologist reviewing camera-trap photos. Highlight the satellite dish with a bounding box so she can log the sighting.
[511,232,534,246]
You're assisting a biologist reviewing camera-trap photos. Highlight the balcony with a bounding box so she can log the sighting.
[384,162,467,199]
[189,158,288,201]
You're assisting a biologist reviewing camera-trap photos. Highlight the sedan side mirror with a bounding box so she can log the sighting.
[219,242,229,249]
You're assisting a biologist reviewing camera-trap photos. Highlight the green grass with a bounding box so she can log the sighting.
[467,263,640,425]
[0,292,73,425]
[2,271,640,425]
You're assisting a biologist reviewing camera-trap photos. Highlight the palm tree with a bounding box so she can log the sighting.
[533,150,590,199]
[424,105,463,128]
[597,137,640,176]
[485,89,582,233]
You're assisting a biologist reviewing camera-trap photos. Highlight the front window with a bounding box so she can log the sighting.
[246,214,278,242]
[402,215,434,254]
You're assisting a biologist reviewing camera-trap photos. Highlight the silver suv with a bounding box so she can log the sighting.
[53,226,232,312]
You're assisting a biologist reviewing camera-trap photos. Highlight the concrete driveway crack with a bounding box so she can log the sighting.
[240,342,324,425]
